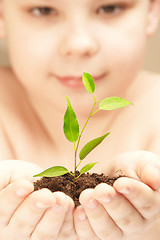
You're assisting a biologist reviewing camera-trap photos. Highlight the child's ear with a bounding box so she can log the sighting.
[0,1,6,38]
[146,0,160,37]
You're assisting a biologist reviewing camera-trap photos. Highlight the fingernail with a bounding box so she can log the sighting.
[36,202,50,208]
[16,188,29,197]
[151,168,160,189]
[98,195,112,203]
[78,212,87,221]
[86,199,98,209]
[118,187,130,195]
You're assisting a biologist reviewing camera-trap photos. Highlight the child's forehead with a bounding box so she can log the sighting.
[12,0,145,8]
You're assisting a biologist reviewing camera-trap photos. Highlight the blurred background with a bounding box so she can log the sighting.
[0,26,160,72]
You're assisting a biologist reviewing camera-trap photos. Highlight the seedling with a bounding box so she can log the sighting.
[33,73,132,179]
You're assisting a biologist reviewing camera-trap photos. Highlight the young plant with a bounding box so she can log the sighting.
[33,73,132,179]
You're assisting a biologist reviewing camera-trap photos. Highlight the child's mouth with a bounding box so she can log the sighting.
[53,73,106,88]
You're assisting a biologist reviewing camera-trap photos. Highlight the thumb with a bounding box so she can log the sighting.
[109,150,160,190]
[132,151,160,190]
[0,159,44,189]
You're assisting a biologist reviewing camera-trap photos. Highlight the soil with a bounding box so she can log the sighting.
[34,171,121,207]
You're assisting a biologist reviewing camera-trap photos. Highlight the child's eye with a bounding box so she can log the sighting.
[31,7,57,17]
[97,4,125,16]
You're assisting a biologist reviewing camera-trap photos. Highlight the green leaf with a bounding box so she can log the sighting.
[82,72,95,93]
[99,97,132,110]
[33,166,69,177]
[79,132,110,160]
[63,96,79,142]
[80,162,98,174]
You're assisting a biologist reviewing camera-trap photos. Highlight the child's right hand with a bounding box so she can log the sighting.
[0,160,77,240]
[0,181,77,240]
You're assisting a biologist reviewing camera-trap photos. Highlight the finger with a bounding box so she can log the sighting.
[58,197,77,239]
[114,177,160,219]
[92,183,145,234]
[32,192,73,240]
[137,161,160,190]
[74,205,99,240]
[80,188,122,239]
[0,179,34,227]
[8,188,56,239]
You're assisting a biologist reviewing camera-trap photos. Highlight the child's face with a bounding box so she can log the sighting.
[0,0,158,112]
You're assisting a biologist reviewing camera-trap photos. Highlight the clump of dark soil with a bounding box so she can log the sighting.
[33,171,121,207]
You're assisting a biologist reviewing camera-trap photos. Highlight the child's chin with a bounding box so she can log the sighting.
[75,104,95,117]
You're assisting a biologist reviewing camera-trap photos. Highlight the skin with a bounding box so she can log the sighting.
[75,151,160,240]
[0,160,77,240]
[0,0,160,239]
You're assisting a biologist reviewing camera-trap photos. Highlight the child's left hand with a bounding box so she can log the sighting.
[74,151,160,240]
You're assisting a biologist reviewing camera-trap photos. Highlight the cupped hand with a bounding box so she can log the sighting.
[0,179,77,240]
[74,180,160,240]
[74,151,160,240]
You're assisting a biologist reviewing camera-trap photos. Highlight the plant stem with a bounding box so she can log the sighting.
[91,109,100,116]
[68,172,74,177]
[74,142,76,178]
[74,93,98,177]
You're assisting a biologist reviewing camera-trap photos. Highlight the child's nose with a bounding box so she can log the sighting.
[58,27,99,57]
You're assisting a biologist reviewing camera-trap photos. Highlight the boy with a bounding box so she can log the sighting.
[0,0,160,239]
